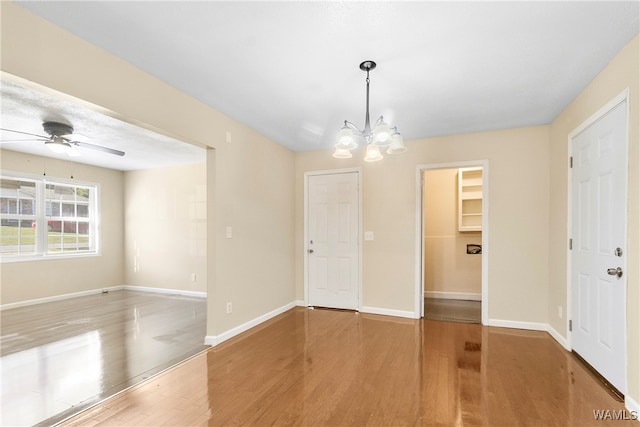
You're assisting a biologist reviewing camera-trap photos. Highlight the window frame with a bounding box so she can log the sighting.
[0,171,101,263]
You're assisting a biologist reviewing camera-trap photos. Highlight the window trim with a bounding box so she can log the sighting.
[0,170,101,263]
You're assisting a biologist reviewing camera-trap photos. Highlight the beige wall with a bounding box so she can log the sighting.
[423,168,481,296]
[0,150,124,304]
[124,163,207,293]
[548,35,639,405]
[210,124,296,334]
[1,2,296,338]
[295,125,550,321]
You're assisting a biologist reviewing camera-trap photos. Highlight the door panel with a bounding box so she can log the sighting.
[571,100,627,392]
[597,279,612,348]
[307,172,359,309]
[578,273,590,333]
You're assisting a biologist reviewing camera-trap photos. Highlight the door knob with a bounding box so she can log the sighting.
[607,267,623,278]
[307,249,314,254]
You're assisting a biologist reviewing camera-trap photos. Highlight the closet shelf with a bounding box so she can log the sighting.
[458,167,483,232]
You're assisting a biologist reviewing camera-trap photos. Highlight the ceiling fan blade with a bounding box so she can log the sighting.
[0,138,47,144]
[0,128,48,139]
[75,141,125,156]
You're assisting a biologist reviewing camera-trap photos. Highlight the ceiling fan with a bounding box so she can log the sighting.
[0,121,125,157]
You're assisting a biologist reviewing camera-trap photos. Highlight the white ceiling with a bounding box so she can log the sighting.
[0,79,206,172]
[6,1,640,161]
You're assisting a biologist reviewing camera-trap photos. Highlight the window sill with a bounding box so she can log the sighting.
[0,251,101,263]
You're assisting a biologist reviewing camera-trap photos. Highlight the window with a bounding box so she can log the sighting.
[0,174,99,260]
[0,178,37,255]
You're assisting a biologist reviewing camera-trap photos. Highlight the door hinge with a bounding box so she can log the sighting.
[570,156,573,168]
[569,238,573,250]
[569,319,572,332]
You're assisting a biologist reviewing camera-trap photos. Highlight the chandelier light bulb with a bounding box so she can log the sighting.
[336,124,357,150]
[387,131,407,154]
[332,147,353,159]
[372,120,392,147]
[364,144,383,162]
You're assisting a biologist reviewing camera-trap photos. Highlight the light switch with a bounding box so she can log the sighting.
[364,231,374,241]
[226,226,233,238]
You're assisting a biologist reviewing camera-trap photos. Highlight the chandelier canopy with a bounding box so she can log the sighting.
[333,60,407,161]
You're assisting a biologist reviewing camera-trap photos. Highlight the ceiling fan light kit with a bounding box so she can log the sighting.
[333,60,407,162]
[45,136,72,154]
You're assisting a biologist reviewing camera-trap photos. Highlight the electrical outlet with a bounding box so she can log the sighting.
[226,226,233,238]
[226,302,232,314]
[558,305,563,319]
[191,273,197,282]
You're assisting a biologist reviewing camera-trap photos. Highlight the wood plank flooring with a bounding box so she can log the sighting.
[0,290,207,426]
[61,307,634,426]
[424,298,481,323]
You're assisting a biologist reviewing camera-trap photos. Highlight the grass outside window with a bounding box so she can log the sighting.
[0,225,90,254]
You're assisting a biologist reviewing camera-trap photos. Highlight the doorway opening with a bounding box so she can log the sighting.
[416,161,488,324]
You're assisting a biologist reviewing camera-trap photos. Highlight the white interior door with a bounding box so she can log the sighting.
[307,172,359,310]
[571,99,627,392]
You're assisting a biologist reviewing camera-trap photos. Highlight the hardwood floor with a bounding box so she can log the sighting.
[424,298,481,323]
[0,290,207,426]
[61,307,634,426]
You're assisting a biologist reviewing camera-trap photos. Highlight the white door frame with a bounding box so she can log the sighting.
[415,160,489,323]
[566,89,629,374]
[304,168,363,309]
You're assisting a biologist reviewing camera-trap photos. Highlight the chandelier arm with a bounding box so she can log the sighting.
[343,120,365,136]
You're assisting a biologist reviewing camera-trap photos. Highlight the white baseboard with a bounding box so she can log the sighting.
[488,318,548,331]
[424,291,482,301]
[625,395,640,421]
[546,324,570,350]
[123,285,206,298]
[0,285,206,311]
[489,319,570,350]
[204,301,297,347]
[0,285,124,311]
[359,306,419,319]
[290,301,417,319]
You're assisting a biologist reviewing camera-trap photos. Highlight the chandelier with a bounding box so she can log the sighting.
[333,60,407,161]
